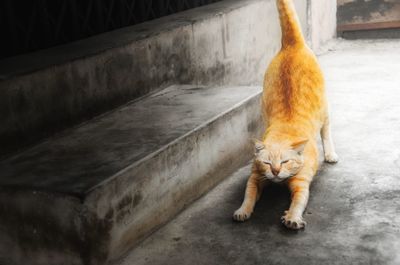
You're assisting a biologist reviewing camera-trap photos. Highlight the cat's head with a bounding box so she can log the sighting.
[253,139,307,183]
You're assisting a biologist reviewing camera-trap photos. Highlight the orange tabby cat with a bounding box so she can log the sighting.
[233,0,338,229]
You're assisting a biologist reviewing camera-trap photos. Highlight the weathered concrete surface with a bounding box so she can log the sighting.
[0,190,86,265]
[0,85,263,265]
[0,0,309,158]
[309,0,337,50]
[0,85,260,194]
[337,0,400,39]
[118,39,400,265]
[337,0,400,26]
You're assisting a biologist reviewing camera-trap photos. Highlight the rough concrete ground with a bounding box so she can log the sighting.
[118,39,400,265]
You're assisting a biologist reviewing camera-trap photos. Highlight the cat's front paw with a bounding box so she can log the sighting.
[233,208,252,222]
[324,152,339,163]
[281,211,306,230]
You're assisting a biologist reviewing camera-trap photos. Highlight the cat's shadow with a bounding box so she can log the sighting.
[231,180,303,235]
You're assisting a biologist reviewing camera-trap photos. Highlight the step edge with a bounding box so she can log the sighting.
[84,87,262,195]
[0,86,262,198]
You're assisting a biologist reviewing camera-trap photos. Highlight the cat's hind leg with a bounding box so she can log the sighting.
[321,116,339,163]
[233,171,265,222]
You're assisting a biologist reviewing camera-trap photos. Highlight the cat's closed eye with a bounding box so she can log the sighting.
[281,160,290,164]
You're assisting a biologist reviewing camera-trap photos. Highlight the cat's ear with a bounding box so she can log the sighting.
[291,139,308,155]
[253,138,265,154]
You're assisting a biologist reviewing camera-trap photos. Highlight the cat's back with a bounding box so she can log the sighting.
[262,45,326,119]
[265,45,323,90]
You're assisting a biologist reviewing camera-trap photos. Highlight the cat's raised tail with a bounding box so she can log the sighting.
[277,0,305,48]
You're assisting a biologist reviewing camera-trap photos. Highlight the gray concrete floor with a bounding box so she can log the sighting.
[118,39,400,265]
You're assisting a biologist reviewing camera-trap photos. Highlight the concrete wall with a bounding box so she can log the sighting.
[309,0,337,50]
[294,0,309,40]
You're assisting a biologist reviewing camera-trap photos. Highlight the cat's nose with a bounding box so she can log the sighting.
[271,165,281,176]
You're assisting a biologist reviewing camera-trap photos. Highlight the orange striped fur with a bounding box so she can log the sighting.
[233,0,338,229]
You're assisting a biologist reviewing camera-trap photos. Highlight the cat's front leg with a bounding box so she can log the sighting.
[281,176,311,229]
[233,171,264,222]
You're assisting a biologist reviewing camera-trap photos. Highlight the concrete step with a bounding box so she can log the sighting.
[0,85,262,265]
